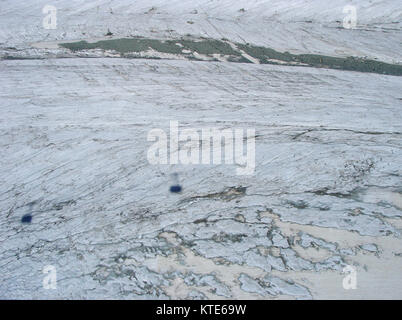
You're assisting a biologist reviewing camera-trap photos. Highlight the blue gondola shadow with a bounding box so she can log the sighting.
[21,214,32,224]
[169,185,182,193]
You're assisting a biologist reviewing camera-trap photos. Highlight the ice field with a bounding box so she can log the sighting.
[0,0,401,299]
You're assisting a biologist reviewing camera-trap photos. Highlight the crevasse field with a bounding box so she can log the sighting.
[0,0,401,299]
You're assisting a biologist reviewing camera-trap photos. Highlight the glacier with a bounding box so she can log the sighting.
[0,0,401,299]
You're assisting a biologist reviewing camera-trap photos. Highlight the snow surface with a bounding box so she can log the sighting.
[0,0,401,299]
[1,0,402,63]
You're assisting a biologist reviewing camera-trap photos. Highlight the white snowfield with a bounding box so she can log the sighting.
[1,0,402,63]
[0,1,402,299]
